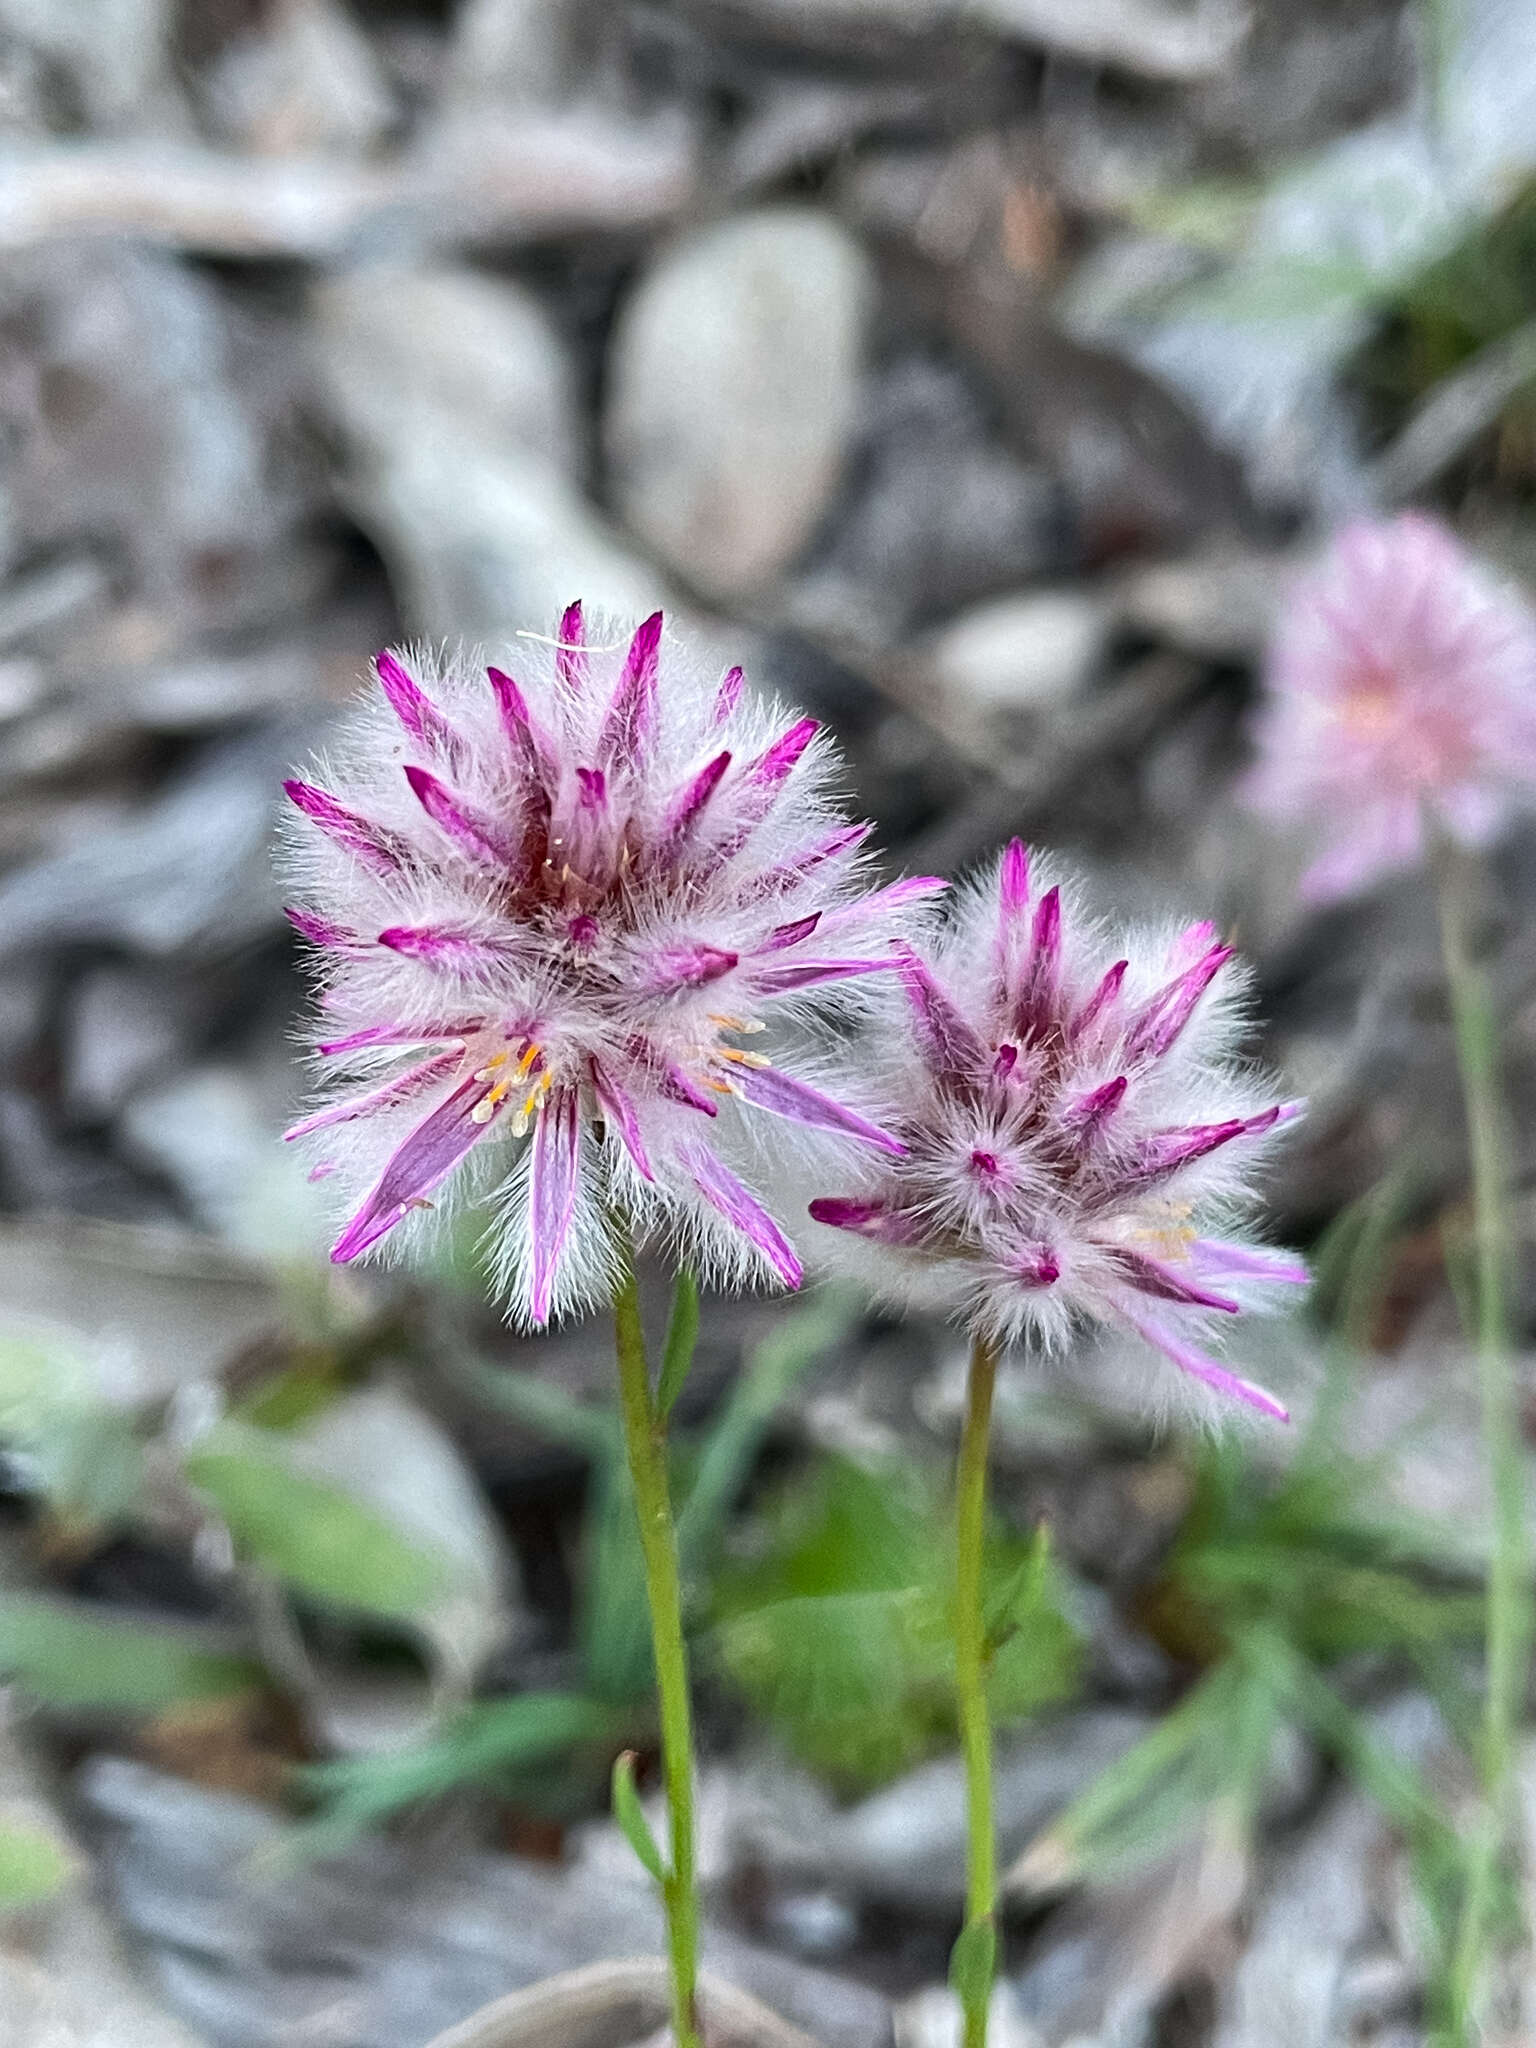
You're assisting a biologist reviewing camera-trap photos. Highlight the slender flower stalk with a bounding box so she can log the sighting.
[1435,839,1527,2042]
[279,610,930,2041]
[1244,519,1536,2035]
[612,1237,700,2048]
[953,1330,1001,2048]
[808,844,1305,2044]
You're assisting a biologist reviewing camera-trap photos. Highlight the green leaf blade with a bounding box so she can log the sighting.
[656,1270,701,1420]
[612,1749,667,1885]
[0,1594,257,1713]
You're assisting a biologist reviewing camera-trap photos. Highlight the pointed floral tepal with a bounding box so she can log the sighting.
[808,843,1306,1421]
[281,612,935,1325]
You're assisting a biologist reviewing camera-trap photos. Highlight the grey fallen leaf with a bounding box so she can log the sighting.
[0,1713,208,2048]
[311,259,710,652]
[0,554,110,652]
[738,1709,1152,1913]
[66,965,196,1122]
[201,0,395,158]
[296,1386,517,1691]
[605,208,872,603]
[118,1065,332,1263]
[679,0,1248,83]
[0,1215,279,1397]
[0,108,695,258]
[423,1959,821,2048]
[0,725,298,958]
[0,0,190,136]
[1210,1789,1385,2048]
[442,0,579,110]
[1111,545,1295,662]
[0,242,283,603]
[81,1757,891,2048]
[313,262,581,482]
[1011,1810,1250,2044]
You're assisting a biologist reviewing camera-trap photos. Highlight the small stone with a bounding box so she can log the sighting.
[313,262,580,482]
[1115,547,1294,661]
[313,261,685,647]
[201,0,395,156]
[606,208,871,602]
[921,590,1110,760]
[443,0,576,108]
[762,1888,858,1961]
[749,1709,1151,1912]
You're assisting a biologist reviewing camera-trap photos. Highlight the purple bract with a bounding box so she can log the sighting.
[281,607,935,1325]
[808,842,1306,1420]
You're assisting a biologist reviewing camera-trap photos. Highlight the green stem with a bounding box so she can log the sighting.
[612,1243,700,2048]
[954,1330,1001,2048]
[1436,845,1527,2041]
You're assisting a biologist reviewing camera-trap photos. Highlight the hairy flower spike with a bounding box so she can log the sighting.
[282,611,937,1325]
[1246,513,1536,901]
[809,845,1306,1421]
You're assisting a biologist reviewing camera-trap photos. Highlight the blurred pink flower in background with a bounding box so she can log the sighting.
[1246,513,1536,901]
[281,607,932,1326]
[808,842,1305,1421]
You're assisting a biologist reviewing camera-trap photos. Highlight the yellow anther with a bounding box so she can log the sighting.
[1132,1204,1197,1261]
[719,1047,771,1069]
[705,1076,739,1096]
[517,1041,542,1075]
[709,1013,747,1032]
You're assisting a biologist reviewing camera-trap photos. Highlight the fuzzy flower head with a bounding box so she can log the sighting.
[809,843,1306,1421]
[1247,513,1536,901]
[281,607,934,1325]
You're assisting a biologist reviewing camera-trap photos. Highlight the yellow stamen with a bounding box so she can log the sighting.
[719,1046,771,1069]
[517,1041,542,1075]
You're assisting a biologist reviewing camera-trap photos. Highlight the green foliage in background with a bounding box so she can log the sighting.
[184,1423,453,1625]
[297,1290,857,1843]
[1356,176,1536,413]
[713,1453,1080,1791]
[1022,1180,1482,1974]
[0,1593,257,1713]
[0,1323,485,1712]
[0,1813,74,1911]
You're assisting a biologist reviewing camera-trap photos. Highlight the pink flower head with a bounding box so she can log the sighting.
[1247,514,1536,901]
[281,609,938,1325]
[808,843,1306,1421]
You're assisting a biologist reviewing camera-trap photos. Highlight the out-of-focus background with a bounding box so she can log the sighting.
[1,2,1535,2044]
